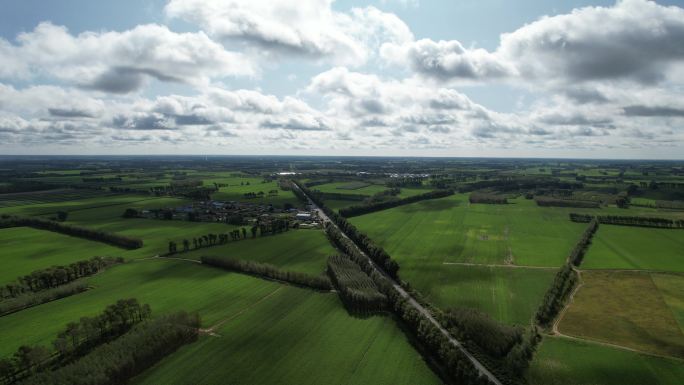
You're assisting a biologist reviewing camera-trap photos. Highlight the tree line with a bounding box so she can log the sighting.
[1,257,123,300]
[468,192,508,205]
[0,298,151,384]
[0,282,88,317]
[534,197,599,208]
[327,255,386,314]
[201,256,332,291]
[19,311,199,385]
[293,183,400,279]
[0,215,143,250]
[535,219,598,328]
[338,189,453,218]
[570,213,684,228]
[166,223,291,255]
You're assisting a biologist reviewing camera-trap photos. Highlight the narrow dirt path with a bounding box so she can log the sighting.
[552,268,583,335]
[441,261,556,270]
[200,286,283,337]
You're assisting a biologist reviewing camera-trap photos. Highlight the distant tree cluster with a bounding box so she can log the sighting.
[327,255,386,314]
[534,197,599,208]
[0,215,143,249]
[385,177,424,188]
[570,213,684,228]
[468,192,508,205]
[201,256,332,291]
[20,311,199,385]
[339,189,453,218]
[0,282,88,317]
[313,191,367,201]
[0,256,123,299]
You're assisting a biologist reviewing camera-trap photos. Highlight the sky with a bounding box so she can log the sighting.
[1,0,684,159]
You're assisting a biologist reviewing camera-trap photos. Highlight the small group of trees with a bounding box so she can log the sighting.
[570,213,684,229]
[468,192,508,205]
[534,197,599,208]
[201,256,332,290]
[0,215,143,249]
[0,256,123,300]
[20,311,200,385]
[339,189,453,218]
[327,255,386,314]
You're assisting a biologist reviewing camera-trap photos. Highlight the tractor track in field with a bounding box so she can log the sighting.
[293,182,504,385]
[200,286,283,337]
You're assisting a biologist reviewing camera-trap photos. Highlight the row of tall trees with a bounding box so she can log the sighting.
[201,256,332,291]
[468,192,508,205]
[567,219,599,266]
[327,255,386,314]
[339,189,453,218]
[20,311,200,385]
[294,183,401,278]
[1,257,123,300]
[534,264,578,327]
[0,282,88,317]
[570,213,684,228]
[534,197,599,208]
[0,299,151,383]
[167,223,291,255]
[442,308,522,359]
[0,215,143,249]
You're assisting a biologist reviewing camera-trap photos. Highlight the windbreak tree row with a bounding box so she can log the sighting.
[569,213,684,228]
[293,183,401,279]
[20,311,200,385]
[1,256,124,300]
[201,256,332,291]
[0,215,143,249]
[338,189,453,218]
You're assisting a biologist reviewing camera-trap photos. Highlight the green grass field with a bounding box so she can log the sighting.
[582,225,684,272]
[179,229,336,275]
[527,336,684,385]
[132,287,440,385]
[0,259,281,356]
[410,264,555,325]
[0,227,125,283]
[559,270,684,358]
[313,182,390,196]
[209,176,300,208]
[350,194,586,267]
[653,274,684,334]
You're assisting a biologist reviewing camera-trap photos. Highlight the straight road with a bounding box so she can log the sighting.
[294,182,503,385]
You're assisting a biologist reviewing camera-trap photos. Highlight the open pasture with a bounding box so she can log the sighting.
[313,182,390,196]
[180,229,335,275]
[582,225,684,272]
[527,336,684,385]
[0,188,118,208]
[558,270,684,358]
[133,287,440,385]
[0,226,124,284]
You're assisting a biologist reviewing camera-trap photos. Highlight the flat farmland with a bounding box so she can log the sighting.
[180,229,336,275]
[404,263,555,325]
[313,182,389,196]
[133,287,440,385]
[582,225,684,272]
[0,194,160,217]
[210,177,300,208]
[0,259,281,356]
[527,336,684,385]
[558,270,684,358]
[653,274,684,332]
[0,226,125,283]
[350,194,586,267]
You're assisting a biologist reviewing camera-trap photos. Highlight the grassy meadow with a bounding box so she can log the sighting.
[133,287,440,385]
[558,270,684,358]
[527,336,684,385]
[582,225,684,272]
